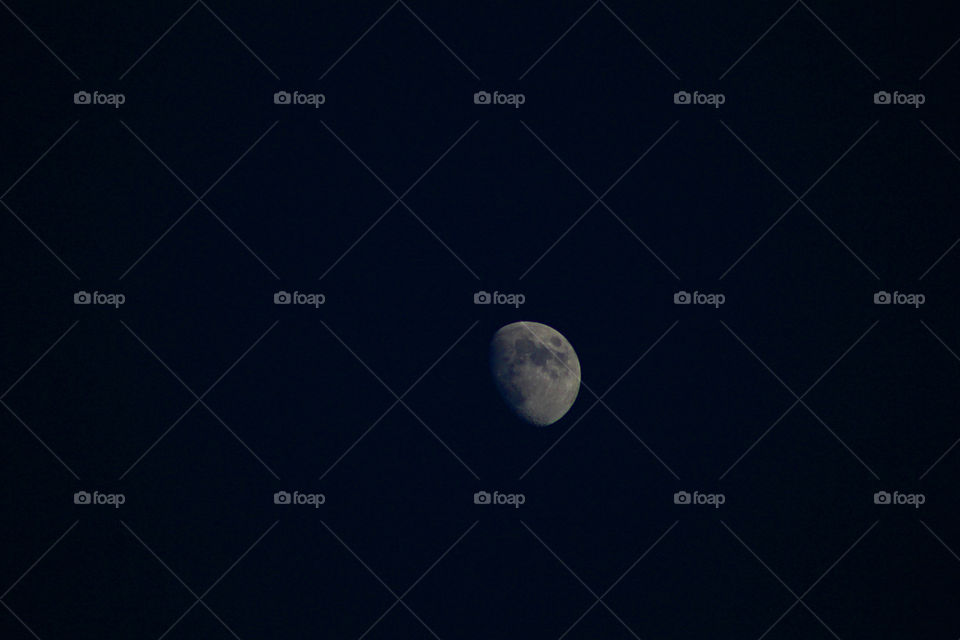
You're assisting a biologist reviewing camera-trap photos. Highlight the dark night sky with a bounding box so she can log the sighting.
[2,1,960,638]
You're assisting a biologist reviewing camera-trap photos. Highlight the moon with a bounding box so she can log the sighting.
[489,321,581,426]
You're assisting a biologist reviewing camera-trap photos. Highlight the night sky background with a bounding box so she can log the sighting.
[2,1,960,638]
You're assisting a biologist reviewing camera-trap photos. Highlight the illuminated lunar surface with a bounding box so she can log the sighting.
[489,321,580,426]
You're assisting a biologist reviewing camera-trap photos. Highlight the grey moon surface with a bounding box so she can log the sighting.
[489,321,581,426]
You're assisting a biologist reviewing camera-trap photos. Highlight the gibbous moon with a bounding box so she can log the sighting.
[489,321,581,426]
